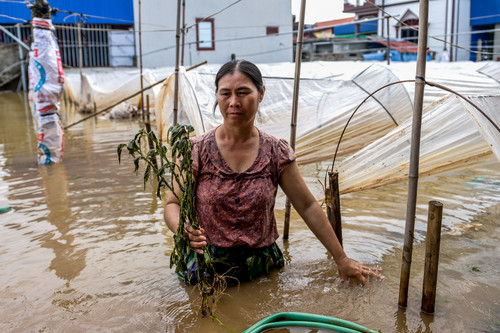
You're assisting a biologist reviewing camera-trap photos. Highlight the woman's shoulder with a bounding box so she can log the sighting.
[190,128,216,146]
[257,128,292,149]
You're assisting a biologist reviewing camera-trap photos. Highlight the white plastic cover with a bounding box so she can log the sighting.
[64,60,500,192]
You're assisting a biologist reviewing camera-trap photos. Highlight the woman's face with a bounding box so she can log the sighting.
[216,70,264,127]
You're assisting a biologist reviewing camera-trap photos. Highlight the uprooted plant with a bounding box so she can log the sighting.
[117,125,227,317]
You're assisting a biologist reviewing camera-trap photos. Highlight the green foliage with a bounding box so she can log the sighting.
[118,125,226,317]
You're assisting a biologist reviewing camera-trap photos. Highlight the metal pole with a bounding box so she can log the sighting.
[450,0,455,61]
[283,0,306,240]
[421,200,443,314]
[16,24,27,92]
[0,25,31,50]
[386,17,391,65]
[444,0,449,50]
[173,0,181,125]
[398,0,429,308]
[139,0,145,120]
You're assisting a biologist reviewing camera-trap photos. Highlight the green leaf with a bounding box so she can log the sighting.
[117,143,126,163]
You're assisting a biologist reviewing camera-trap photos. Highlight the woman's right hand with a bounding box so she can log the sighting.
[184,224,207,254]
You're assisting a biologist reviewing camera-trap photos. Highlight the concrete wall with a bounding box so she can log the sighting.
[133,0,293,68]
[0,44,23,90]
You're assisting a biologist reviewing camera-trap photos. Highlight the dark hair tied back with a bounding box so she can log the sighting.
[214,59,264,93]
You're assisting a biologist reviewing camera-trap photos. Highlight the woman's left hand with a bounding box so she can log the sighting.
[336,256,383,285]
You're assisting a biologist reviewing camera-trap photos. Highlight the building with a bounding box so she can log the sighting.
[470,0,500,61]
[133,0,293,68]
[0,0,293,71]
[346,0,500,62]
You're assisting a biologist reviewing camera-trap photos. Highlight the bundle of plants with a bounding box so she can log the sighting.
[117,125,227,317]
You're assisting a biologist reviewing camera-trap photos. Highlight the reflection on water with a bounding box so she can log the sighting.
[0,92,499,333]
[39,163,87,282]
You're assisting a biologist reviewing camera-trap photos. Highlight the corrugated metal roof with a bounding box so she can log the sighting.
[0,0,133,24]
[367,35,419,54]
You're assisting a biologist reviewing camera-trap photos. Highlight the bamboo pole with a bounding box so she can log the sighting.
[476,39,482,62]
[181,0,186,66]
[138,0,145,120]
[283,0,306,240]
[326,172,343,247]
[173,0,182,126]
[63,60,207,130]
[398,0,429,308]
[421,200,443,314]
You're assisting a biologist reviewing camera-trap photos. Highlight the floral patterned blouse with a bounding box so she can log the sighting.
[191,128,296,248]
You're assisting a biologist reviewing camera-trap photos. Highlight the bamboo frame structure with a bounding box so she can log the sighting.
[399,0,429,309]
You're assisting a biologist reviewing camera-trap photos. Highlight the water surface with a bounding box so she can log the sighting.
[1,92,499,333]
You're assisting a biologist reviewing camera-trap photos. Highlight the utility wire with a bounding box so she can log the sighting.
[4,1,498,58]
[185,0,243,30]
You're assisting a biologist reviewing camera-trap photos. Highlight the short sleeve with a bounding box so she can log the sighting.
[277,139,296,175]
[189,136,202,177]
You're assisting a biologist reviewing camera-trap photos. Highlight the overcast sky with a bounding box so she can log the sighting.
[290,0,354,24]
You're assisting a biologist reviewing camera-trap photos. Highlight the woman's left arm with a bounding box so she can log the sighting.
[279,161,382,285]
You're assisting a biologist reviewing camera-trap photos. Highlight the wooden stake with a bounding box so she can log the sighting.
[327,171,343,247]
[399,0,429,308]
[421,200,443,314]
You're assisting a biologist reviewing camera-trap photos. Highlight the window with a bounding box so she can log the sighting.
[266,26,279,35]
[400,19,418,41]
[196,18,214,51]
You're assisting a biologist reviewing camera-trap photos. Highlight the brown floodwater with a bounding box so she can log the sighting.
[1,92,499,333]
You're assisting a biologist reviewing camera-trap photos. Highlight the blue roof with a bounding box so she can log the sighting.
[470,0,500,26]
[0,0,134,24]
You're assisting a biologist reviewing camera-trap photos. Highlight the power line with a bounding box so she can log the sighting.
[185,0,243,30]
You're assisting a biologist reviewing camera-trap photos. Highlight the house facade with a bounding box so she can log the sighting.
[370,0,471,61]
[1,0,293,70]
[134,0,293,67]
[345,0,500,62]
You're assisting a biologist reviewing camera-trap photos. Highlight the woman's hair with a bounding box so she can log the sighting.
[214,59,264,93]
[213,60,264,113]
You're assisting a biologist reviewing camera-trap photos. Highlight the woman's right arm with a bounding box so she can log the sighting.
[163,182,207,254]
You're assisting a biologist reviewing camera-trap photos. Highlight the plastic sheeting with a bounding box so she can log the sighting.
[155,62,414,164]
[64,67,173,111]
[65,60,500,192]
[336,94,500,194]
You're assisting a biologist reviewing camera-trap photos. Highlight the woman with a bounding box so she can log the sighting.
[164,60,382,285]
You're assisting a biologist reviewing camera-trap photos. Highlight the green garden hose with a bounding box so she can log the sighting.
[244,312,378,333]
[0,206,11,213]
